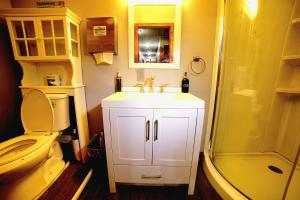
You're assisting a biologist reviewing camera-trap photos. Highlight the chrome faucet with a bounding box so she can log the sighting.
[144,76,155,93]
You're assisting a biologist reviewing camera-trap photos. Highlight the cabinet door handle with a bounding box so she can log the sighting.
[146,120,150,141]
[141,175,162,179]
[154,120,158,141]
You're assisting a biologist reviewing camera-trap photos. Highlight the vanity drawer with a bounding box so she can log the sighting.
[113,165,191,184]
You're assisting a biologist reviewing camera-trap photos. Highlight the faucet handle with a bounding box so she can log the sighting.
[159,84,168,93]
[144,76,155,84]
[134,83,145,93]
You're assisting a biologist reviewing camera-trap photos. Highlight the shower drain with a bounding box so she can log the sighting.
[268,165,283,174]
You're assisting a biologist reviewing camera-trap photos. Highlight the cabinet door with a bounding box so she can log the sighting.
[67,18,80,57]
[153,109,197,166]
[39,17,68,57]
[7,17,40,59]
[110,108,153,165]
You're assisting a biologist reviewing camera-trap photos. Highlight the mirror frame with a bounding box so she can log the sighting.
[128,3,182,69]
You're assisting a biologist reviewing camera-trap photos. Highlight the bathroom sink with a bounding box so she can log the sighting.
[102,92,204,108]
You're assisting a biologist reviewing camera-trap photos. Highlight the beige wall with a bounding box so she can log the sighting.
[12,0,218,151]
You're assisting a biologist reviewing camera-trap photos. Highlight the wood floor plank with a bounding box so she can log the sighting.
[39,162,91,200]
[38,154,222,200]
[78,154,222,200]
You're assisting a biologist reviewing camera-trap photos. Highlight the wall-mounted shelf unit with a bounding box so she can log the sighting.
[283,55,300,65]
[276,88,300,95]
[0,8,82,87]
[267,0,300,163]
[0,8,89,162]
[292,18,300,28]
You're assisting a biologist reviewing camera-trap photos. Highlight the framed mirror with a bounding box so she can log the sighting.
[128,2,182,69]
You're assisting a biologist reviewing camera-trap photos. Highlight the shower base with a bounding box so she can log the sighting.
[213,153,299,200]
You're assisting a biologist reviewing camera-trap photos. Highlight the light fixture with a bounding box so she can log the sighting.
[243,0,258,20]
[145,42,151,49]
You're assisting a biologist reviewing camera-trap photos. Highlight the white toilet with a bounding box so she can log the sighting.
[0,89,70,200]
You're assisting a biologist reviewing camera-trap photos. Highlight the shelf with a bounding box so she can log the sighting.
[43,37,65,40]
[0,8,81,23]
[15,38,38,40]
[20,85,85,90]
[283,55,300,65]
[276,88,300,95]
[292,18,300,28]
[16,57,72,62]
[19,85,86,96]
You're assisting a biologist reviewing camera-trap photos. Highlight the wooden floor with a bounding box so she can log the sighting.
[38,154,221,200]
[39,162,91,200]
[78,154,222,200]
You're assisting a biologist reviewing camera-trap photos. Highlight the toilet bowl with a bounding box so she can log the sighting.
[0,89,70,200]
[0,133,59,183]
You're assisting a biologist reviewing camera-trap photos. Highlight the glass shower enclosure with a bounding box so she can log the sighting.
[209,0,300,199]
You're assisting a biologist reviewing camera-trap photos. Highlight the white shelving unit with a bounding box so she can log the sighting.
[0,8,90,162]
[267,0,300,164]
[276,1,300,95]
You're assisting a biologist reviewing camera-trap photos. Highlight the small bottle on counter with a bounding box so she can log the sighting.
[181,72,189,93]
[115,72,122,92]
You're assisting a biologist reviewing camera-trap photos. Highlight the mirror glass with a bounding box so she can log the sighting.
[135,24,173,63]
[128,4,181,69]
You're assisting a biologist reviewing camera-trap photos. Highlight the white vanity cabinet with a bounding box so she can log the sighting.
[102,92,205,195]
[110,108,196,166]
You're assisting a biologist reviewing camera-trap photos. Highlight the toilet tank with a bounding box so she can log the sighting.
[47,94,70,131]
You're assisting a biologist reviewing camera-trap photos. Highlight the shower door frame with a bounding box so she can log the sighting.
[203,0,252,198]
[203,0,299,199]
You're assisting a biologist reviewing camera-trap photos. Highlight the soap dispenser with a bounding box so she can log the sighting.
[181,72,189,93]
[115,72,122,92]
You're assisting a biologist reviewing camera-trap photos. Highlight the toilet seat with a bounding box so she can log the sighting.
[0,134,53,166]
[21,89,54,132]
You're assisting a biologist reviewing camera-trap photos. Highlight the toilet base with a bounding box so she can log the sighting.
[0,142,67,200]
[0,159,66,200]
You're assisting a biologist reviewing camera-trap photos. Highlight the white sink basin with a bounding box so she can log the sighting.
[102,92,205,108]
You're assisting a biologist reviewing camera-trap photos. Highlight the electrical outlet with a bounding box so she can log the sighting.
[136,69,144,82]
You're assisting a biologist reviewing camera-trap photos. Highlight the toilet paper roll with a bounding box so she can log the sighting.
[72,139,82,161]
[46,74,61,86]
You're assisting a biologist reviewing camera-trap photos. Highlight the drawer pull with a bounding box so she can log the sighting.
[141,175,162,179]
[146,120,150,141]
[154,120,158,141]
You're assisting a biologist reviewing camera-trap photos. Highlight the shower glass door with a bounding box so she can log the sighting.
[210,0,300,199]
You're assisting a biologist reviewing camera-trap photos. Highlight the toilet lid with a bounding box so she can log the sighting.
[21,89,54,132]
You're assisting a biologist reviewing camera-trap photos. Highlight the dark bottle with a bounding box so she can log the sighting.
[115,72,122,92]
[181,72,189,93]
